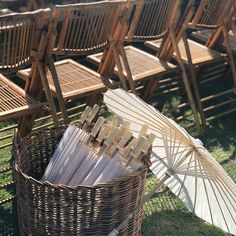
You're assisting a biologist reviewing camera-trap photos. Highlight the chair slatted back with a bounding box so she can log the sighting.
[190,0,234,29]
[0,9,51,73]
[51,1,127,55]
[127,0,182,41]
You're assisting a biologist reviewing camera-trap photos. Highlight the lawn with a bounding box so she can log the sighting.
[0,102,235,236]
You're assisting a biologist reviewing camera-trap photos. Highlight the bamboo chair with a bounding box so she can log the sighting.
[88,0,203,132]
[0,10,50,122]
[89,0,180,94]
[18,1,127,124]
[146,0,236,127]
[190,5,236,54]
[191,30,236,54]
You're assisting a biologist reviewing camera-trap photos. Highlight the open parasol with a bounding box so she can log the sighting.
[104,89,236,236]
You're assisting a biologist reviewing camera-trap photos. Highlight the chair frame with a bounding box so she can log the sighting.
[97,0,203,132]
[0,9,52,137]
[0,10,50,74]
[0,74,42,121]
[181,0,236,126]
[30,1,128,125]
[100,0,184,93]
[146,0,236,129]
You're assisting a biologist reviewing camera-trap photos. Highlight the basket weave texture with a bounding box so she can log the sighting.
[13,125,148,236]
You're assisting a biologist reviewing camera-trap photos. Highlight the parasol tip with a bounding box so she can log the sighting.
[195,138,203,147]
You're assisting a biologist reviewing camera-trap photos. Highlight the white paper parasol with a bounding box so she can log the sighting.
[104,89,236,235]
[41,125,89,182]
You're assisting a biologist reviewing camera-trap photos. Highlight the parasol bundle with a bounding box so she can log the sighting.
[41,104,155,187]
[104,89,236,236]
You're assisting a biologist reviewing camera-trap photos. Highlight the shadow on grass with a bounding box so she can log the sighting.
[197,113,236,166]
[141,209,230,236]
[199,114,236,148]
[0,200,19,236]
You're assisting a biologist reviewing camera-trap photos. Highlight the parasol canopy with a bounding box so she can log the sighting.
[104,88,236,235]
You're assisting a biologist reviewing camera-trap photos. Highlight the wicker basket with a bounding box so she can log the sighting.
[13,125,148,236]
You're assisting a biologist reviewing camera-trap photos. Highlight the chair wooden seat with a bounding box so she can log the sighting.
[88,46,176,81]
[191,30,236,52]
[0,74,41,121]
[48,59,105,99]
[18,59,105,100]
[17,68,31,82]
[146,39,224,65]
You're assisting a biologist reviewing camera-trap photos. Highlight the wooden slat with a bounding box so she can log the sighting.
[192,30,236,52]
[0,142,12,149]
[0,103,88,149]
[88,46,176,81]
[0,196,16,205]
[201,88,236,103]
[0,181,14,190]
[146,38,223,64]
[206,108,236,121]
[127,0,181,41]
[53,1,125,55]
[0,9,50,72]
[190,0,233,29]
[0,74,41,121]
[46,59,105,99]
[203,98,236,112]
[0,167,12,174]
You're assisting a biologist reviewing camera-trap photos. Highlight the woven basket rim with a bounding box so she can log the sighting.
[14,124,148,191]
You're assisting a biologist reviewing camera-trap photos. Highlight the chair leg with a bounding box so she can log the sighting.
[182,32,207,131]
[24,62,37,91]
[18,33,48,137]
[222,23,236,88]
[119,46,137,94]
[232,20,236,41]
[170,30,203,133]
[47,55,69,124]
[87,93,103,107]
[142,77,160,102]
[112,47,129,91]
[37,60,60,126]
[17,59,59,136]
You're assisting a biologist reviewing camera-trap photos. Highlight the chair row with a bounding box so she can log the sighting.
[1,0,236,137]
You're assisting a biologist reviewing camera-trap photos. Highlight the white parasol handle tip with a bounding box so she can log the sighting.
[78,106,92,124]
[86,104,100,123]
[91,117,105,137]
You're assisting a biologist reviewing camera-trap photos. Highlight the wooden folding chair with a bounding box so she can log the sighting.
[88,0,203,132]
[190,4,236,54]
[0,10,50,123]
[191,30,236,53]
[190,5,236,53]
[18,1,127,125]
[146,0,236,128]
